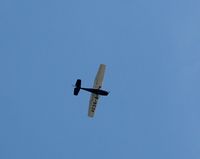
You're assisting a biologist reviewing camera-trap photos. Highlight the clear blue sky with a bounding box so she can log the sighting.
[1,0,200,159]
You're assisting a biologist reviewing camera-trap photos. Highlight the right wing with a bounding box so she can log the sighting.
[88,93,99,117]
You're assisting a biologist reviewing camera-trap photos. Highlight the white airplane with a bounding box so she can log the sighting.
[73,64,109,117]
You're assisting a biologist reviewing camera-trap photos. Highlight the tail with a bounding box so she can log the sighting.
[73,79,81,95]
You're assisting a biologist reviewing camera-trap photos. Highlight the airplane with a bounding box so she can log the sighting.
[73,64,109,117]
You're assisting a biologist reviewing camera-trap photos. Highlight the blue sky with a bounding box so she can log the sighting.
[1,0,200,159]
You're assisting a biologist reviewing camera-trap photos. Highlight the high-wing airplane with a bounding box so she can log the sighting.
[73,64,109,117]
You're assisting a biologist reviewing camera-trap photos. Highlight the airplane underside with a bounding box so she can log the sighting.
[81,87,109,96]
[73,64,108,117]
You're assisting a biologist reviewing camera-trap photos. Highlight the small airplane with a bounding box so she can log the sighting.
[73,64,109,117]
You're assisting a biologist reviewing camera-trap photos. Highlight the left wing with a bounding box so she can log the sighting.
[88,93,99,117]
[93,64,106,89]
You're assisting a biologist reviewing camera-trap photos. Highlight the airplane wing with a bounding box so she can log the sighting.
[88,64,106,117]
[88,93,99,117]
[92,64,106,89]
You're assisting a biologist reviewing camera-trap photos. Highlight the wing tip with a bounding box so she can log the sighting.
[88,114,94,118]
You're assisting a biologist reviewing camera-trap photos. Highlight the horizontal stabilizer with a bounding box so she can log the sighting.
[74,87,80,95]
[74,79,81,96]
[75,79,81,88]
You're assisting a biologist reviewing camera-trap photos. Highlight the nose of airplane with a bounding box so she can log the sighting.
[105,91,109,96]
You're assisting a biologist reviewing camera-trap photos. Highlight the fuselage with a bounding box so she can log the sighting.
[81,87,109,96]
